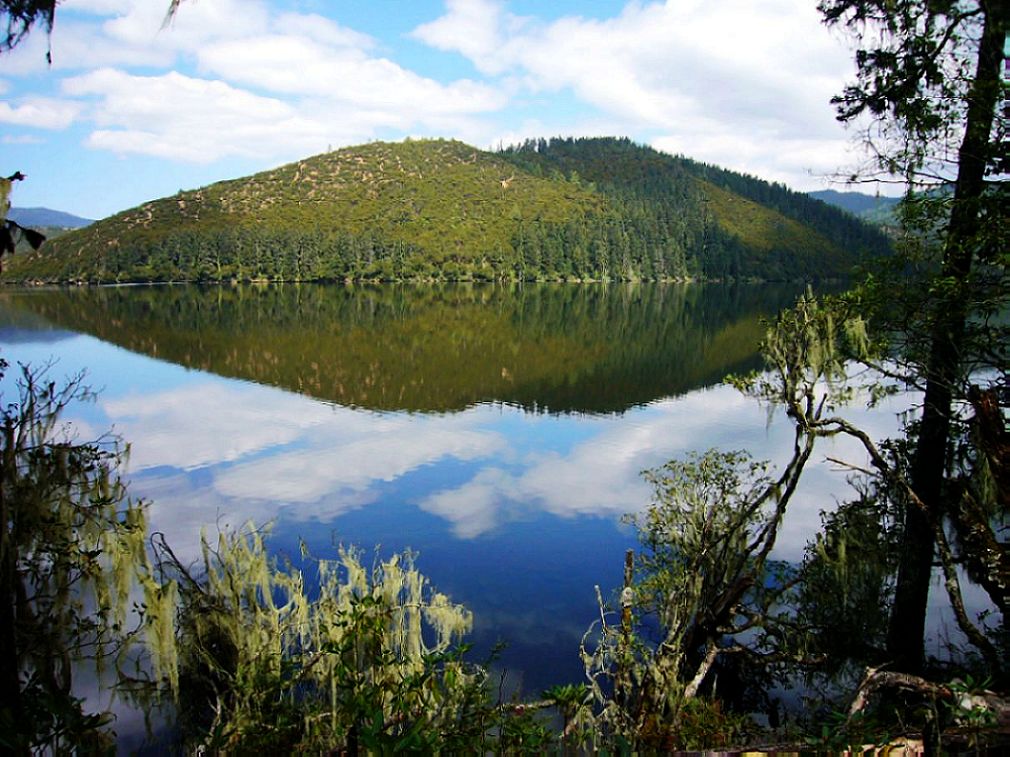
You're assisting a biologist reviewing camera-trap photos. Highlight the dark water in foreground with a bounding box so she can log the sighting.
[0,282,906,705]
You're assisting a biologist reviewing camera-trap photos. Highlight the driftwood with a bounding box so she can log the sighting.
[849,666,1010,726]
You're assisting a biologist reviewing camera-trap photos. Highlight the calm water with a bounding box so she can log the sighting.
[0,282,903,696]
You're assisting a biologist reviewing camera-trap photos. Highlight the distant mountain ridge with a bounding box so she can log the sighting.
[2,137,890,284]
[808,190,901,225]
[7,207,94,229]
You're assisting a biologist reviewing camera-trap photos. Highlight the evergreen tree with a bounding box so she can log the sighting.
[821,0,1008,675]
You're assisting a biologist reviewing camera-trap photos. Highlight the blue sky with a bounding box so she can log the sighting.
[1,0,880,220]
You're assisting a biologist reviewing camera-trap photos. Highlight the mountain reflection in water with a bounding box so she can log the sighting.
[2,282,881,699]
[0,282,806,413]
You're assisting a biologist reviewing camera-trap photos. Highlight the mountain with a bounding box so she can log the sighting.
[7,207,94,229]
[2,138,890,284]
[808,189,901,225]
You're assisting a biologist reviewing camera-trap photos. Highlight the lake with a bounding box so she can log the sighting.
[0,282,904,699]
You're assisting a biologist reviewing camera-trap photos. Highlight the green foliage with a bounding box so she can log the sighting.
[496,704,557,754]
[820,0,1008,677]
[819,0,1004,181]
[503,137,890,281]
[699,180,847,276]
[664,697,756,752]
[632,451,780,639]
[946,674,999,751]
[2,138,888,284]
[733,288,877,422]
[142,525,498,752]
[582,448,814,750]
[0,366,594,751]
[803,709,896,753]
[0,359,149,751]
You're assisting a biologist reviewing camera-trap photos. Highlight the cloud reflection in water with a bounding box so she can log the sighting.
[94,368,910,567]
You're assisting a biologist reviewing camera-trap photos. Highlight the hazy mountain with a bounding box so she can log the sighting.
[7,207,95,229]
[808,189,901,224]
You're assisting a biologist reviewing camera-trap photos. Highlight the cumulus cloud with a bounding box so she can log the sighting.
[0,97,82,129]
[4,0,863,188]
[197,34,502,115]
[411,388,766,540]
[272,12,376,51]
[411,0,517,75]
[62,68,333,162]
[24,0,505,163]
[415,0,855,189]
[510,390,771,526]
[410,384,910,557]
[103,377,508,511]
[97,359,912,561]
[132,467,383,564]
[62,0,140,15]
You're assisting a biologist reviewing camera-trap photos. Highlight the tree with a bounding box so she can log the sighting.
[1,0,185,57]
[0,0,55,54]
[579,294,878,749]
[0,361,149,751]
[820,0,1008,675]
[581,450,811,749]
[1,172,45,269]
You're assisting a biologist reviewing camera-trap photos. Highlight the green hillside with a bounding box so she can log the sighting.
[2,137,889,284]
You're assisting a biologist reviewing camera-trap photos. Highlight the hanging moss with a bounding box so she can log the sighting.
[144,523,480,751]
[0,361,152,751]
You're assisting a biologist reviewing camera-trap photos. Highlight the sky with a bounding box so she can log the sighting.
[0,0,883,220]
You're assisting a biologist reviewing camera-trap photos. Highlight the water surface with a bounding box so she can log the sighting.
[0,282,892,694]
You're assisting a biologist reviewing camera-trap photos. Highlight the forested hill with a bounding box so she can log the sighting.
[3,137,889,284]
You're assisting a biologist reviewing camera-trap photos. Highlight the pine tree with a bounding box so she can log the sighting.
[820,0,1008,674]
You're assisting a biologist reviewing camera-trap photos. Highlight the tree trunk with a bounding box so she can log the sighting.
[0,419,23,735]
[885,0,1007,673]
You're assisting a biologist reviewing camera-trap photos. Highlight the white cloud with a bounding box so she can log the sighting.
[62,0,139,14]
[35,0,506,164]
[412,388,775,540]
[274,12,376,51]
[2,0,869,193]
[414,0,855,190]
[0,97,82,129]
[651,132,851,189]
[131,467,383,564]
[409,384,912,557]
[516,389,764,520]
[99,0,270,58]
[62,68,328,162]
[196,33,504,115]
[96,357,914,562]
[411,0,515,75]
[0,0,268,73]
